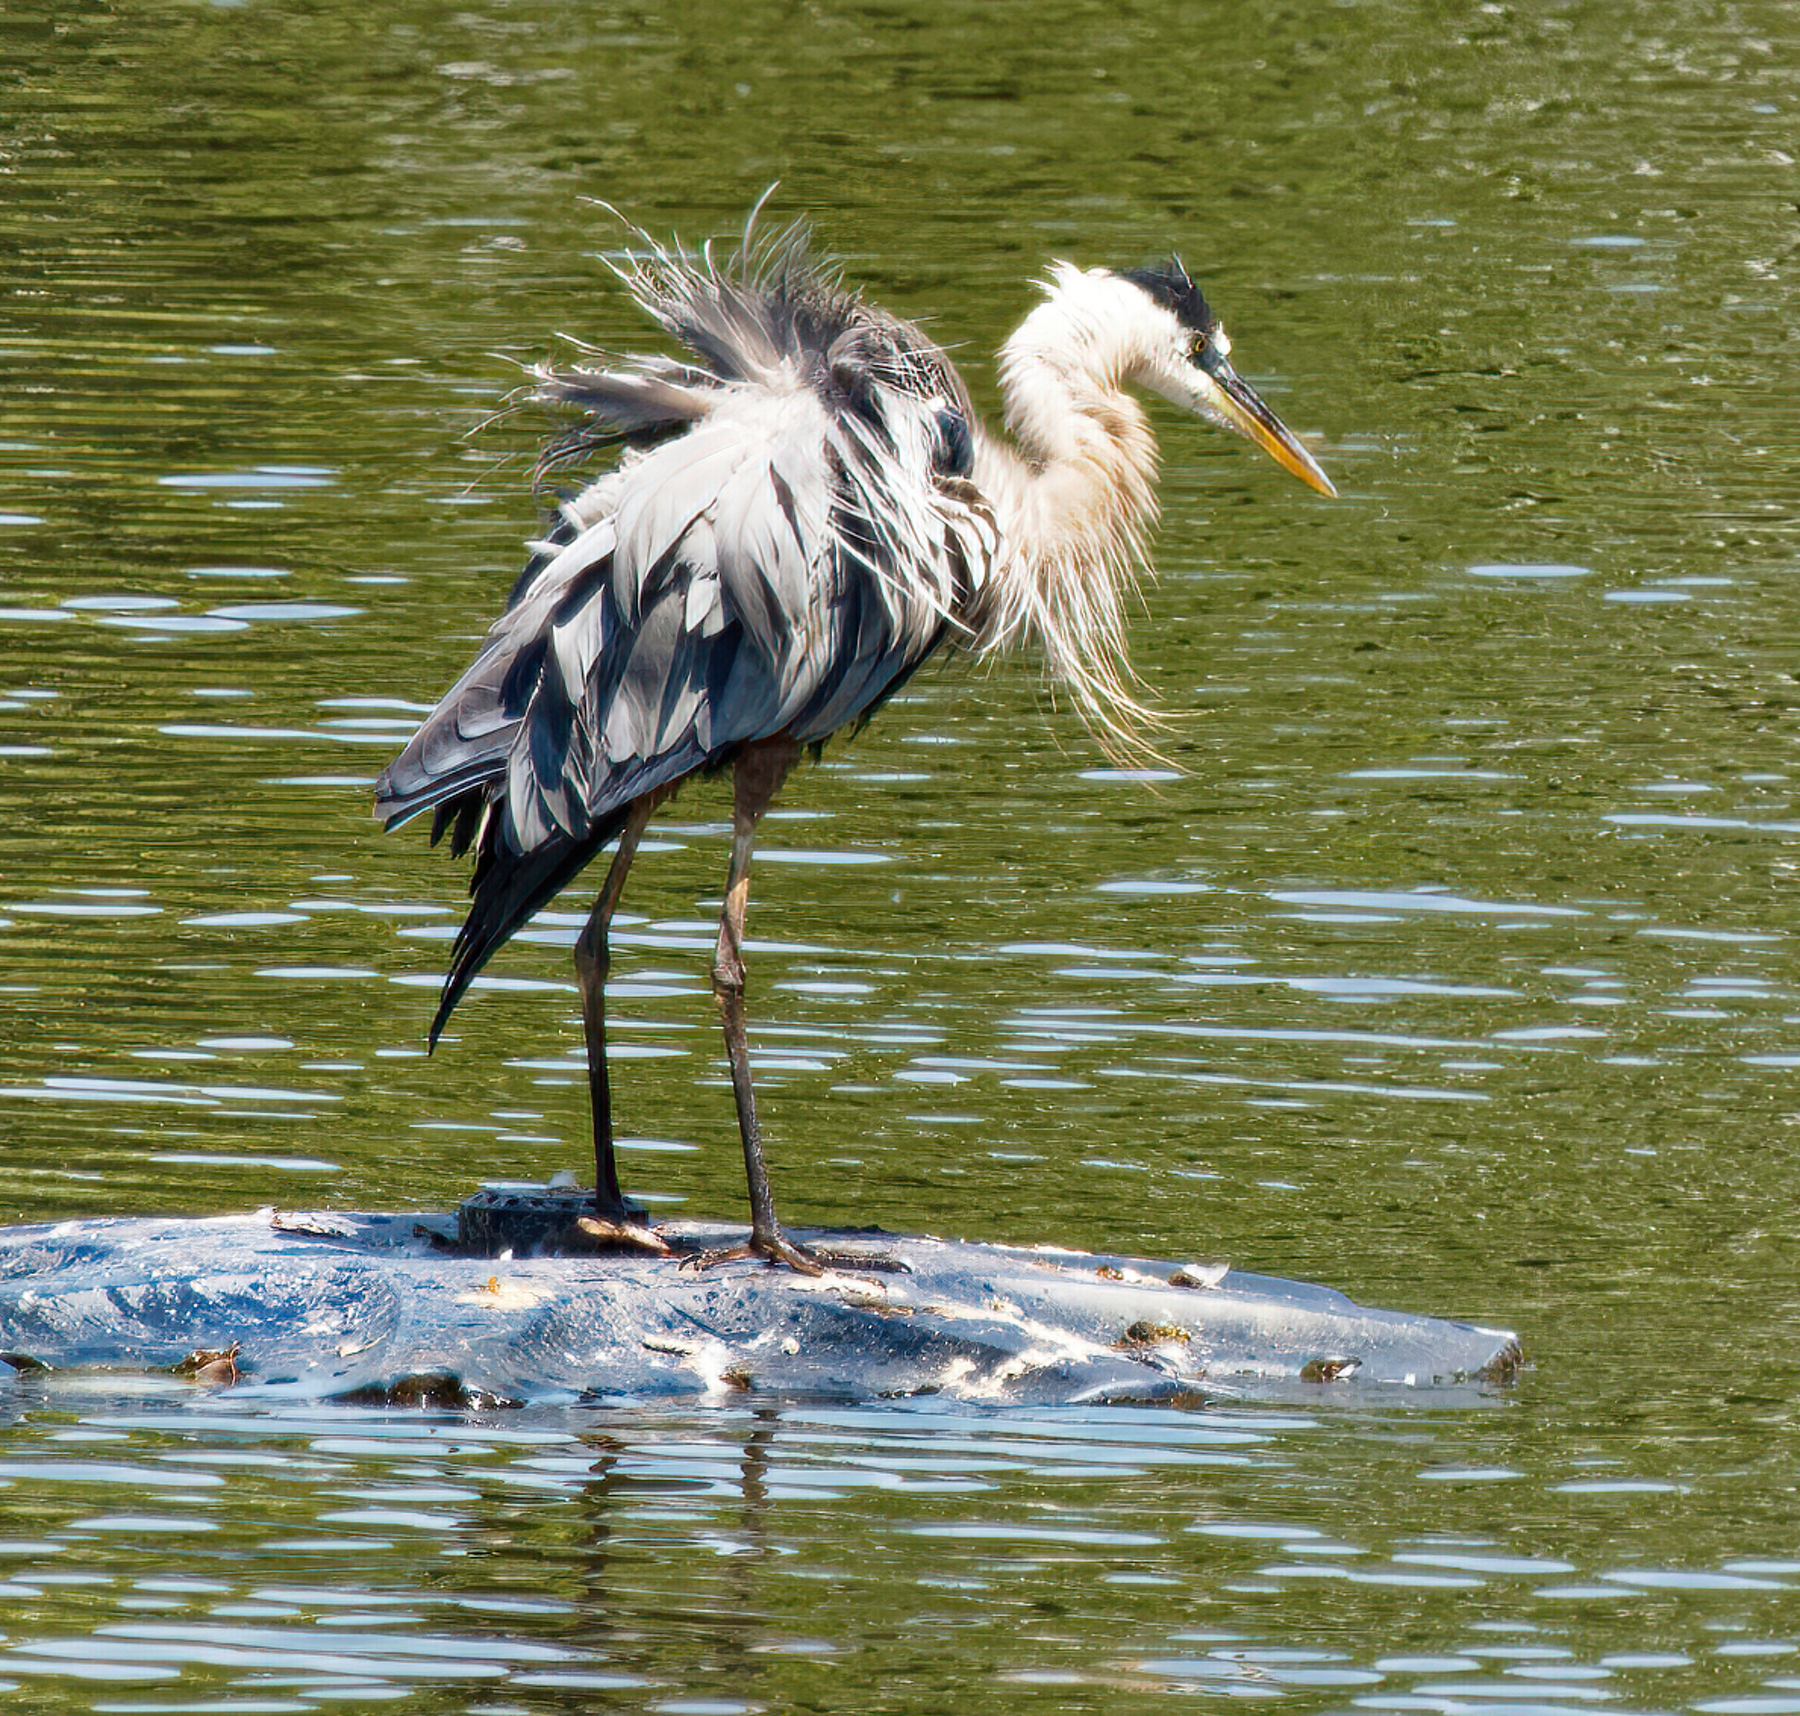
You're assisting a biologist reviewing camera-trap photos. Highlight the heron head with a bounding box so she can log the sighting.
[1120,258,1336,498]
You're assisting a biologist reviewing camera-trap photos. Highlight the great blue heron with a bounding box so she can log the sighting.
[375,207,1334,1272]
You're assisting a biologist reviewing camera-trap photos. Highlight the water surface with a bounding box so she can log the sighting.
[2,0,1798,1709]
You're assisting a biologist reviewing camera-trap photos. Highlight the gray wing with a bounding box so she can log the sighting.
[374,235,999,1040]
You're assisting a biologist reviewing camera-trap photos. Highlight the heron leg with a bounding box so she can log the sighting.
[708,738,830,1273]
[573,792,666,1246]
[684,741,907,1277]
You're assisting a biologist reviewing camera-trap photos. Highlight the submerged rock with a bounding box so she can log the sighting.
[0,1201,1522,1406]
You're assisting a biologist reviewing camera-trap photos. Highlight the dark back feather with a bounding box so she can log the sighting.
[375,217,999,1036]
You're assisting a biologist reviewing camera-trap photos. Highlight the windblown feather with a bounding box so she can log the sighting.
[374,217,999,1040]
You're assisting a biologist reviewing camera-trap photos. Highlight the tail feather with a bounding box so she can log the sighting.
[429,792,483,857]
[425,738,713,1045]
[426,812,622,1049]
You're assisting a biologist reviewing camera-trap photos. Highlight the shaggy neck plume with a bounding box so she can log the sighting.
[969,265,1168,753]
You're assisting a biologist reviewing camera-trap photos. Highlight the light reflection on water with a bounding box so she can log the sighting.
[5,0,1800,1706]
[0,1395,1795,1711]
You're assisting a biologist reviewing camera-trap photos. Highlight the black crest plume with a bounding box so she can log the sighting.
[1123,256,1217,339]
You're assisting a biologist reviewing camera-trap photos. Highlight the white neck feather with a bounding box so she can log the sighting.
[968,264,1173,753]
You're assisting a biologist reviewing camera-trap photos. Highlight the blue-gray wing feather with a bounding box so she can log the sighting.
[374,230,999,1039]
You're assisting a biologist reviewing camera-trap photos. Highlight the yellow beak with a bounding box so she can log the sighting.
[1205,357,1337,498]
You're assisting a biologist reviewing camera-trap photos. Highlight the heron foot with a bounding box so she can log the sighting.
[575,1213,672,1256]
[679,1229,824,1275]
[677,1229,911,1276]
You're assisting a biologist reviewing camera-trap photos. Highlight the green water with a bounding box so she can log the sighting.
[2,0,1798,1709]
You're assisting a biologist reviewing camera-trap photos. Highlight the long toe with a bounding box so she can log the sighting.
[678,1232,826,1276]
[805,1246,913,1275]
[575,1214,673,1255]
[678,1229,912,1277]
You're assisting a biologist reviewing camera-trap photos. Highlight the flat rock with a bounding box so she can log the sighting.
[0,1204,1522,1406]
